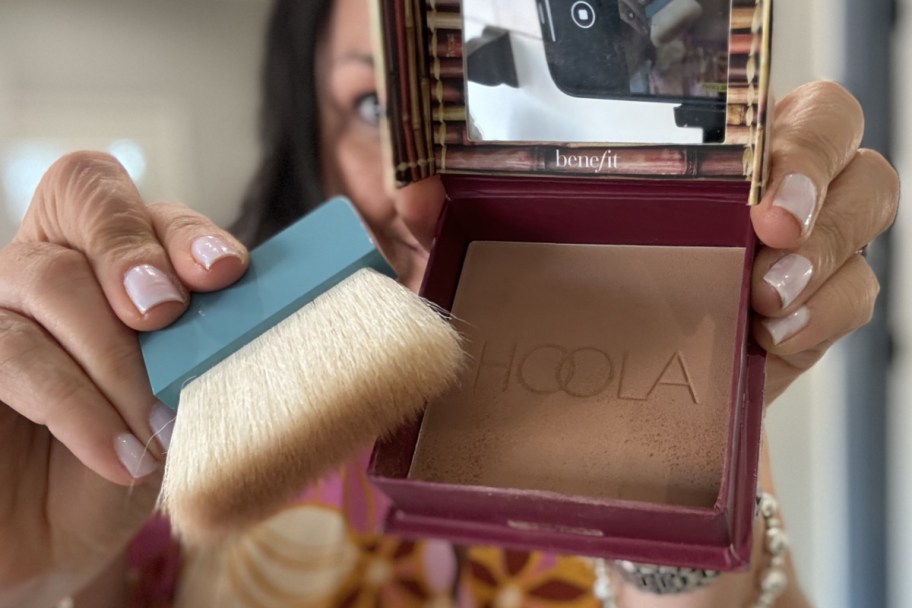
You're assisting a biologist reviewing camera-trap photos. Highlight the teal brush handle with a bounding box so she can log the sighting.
[645,0,676,19]
[140,197,394,409]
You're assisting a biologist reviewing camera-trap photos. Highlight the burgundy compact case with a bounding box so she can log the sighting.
[368,0,773,571]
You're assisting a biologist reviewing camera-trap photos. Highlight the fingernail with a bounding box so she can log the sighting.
[773,174,817,234]
[762,254,814,309]
[114,433,159,479]
[124,265,184,314]
[149,400,175,451]
[191,235,242,271]
[763,307,811,346]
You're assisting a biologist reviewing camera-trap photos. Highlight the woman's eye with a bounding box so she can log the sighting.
[354,92,382,126]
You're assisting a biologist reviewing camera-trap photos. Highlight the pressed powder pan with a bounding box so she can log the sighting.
[409,241,745,508]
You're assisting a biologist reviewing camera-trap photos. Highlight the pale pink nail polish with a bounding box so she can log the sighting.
[191,235,242,271]
[114,433,159,479]
[763,307,811,346]
[773,174,817,234]
[762,254,814,309]
[149,401,175,451]
[123,265,184,314]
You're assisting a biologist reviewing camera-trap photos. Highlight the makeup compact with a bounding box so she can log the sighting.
[368,0,772,571]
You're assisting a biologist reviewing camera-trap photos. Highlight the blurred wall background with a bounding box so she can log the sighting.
[0,1,907,606]
[891,0,911,607]
[0,0,269,243]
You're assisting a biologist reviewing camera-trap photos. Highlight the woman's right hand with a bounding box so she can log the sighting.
[0,151,249,607]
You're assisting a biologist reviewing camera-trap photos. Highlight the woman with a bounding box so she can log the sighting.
[0,0,899,606]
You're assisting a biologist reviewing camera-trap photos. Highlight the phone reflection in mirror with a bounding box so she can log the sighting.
[462,0,732,144]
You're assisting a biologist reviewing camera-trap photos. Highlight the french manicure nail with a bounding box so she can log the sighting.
[114,433,159,479]
[773,174,817,234]
[191,235,242,271]
[763,307,811,346]
[124,265,184,314]
[149,400,176,451]
[762,254,814,309]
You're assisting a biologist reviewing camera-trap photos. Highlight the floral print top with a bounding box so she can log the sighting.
[127,449,604,608]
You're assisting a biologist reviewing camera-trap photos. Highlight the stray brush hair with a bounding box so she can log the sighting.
[158,269,463,544]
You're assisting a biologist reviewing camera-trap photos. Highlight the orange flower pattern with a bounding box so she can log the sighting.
[460,548,600,608]
[331,537,457,608]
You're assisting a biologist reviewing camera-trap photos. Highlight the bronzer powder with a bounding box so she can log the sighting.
[408,241,746,508]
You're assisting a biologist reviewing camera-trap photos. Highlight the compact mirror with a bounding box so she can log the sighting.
[463,0,732,144]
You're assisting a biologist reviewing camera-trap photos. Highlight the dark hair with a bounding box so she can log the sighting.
[231,0,335,247]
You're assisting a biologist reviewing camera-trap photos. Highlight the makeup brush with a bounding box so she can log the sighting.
[140,197,463,544]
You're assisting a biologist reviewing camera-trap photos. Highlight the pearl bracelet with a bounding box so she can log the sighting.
[593,492,790,607]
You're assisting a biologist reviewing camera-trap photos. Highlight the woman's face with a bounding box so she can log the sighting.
[315,0,439,291]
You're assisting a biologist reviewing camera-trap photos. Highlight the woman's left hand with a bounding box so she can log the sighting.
[749,81,899,403]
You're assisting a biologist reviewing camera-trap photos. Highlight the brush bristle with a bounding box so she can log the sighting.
[158,269,463,544]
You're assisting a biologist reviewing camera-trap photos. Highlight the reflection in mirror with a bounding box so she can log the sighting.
[463,0,732,144]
